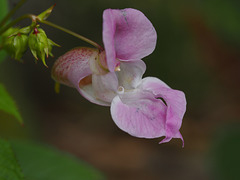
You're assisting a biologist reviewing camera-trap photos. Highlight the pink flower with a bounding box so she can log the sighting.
[51,8,186,145]
[102,8,157,72]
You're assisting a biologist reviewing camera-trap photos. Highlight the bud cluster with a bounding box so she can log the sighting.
[0,4,59,67]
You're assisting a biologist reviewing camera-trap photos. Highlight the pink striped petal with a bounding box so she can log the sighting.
[52,47,94,87]
[103,8,157,72]
[52,47,110,106]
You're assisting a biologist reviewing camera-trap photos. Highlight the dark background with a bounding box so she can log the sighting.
[1,0,240,179]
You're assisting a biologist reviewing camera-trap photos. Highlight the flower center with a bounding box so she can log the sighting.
[114,60,121,72]
[117,86,124,94]
[98,51,121,72]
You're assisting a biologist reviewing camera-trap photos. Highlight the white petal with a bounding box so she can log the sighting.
[92,72,118,103]
[117,60,146,90]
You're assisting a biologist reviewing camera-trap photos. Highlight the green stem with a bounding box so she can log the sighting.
[41,20,103,50]
[0,14,35,35]
[0,13,103,50]
[0,0,27,28]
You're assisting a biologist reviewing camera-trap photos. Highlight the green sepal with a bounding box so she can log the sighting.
[30,49,38,60]
[47,38,60,57]
[1,27,20,41]
[37,4,56,21]
[9,26,32,37]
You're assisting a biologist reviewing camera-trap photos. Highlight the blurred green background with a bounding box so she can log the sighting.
[1,0,240,179]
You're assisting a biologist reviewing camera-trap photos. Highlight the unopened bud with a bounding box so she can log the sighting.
[1,27,19,42]
[2,27,28,61]
[28,27,59,67]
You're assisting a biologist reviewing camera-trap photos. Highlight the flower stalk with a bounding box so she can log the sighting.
[41,20,103,51]
[0,14,35,35]
[0,10,103,50]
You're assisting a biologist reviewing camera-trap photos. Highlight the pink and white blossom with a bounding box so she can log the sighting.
[51,8,186,146]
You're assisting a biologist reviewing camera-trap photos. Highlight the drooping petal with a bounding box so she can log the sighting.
[103,8,157,72]
[140,77,186,146]
[117,60,146,89]
[51,47,110,106]
[92,72,118,103]
[110,77,186,146]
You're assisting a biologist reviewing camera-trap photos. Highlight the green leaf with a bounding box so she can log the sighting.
[0,0,8,64]
[0,138,25,180]
[0,83,23,124]
[11,140,105,180]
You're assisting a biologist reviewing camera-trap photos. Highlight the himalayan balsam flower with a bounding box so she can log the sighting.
[52,8,186,146]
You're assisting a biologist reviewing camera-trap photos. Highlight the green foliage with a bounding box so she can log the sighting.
[210,125,240,180]
[0,0,8,63]
[202,0,240,43]
[0,138,25,180]
[0,83,23,124]
[0,0,8,19]
[11,140,105,180]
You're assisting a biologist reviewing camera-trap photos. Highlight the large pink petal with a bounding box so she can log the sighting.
[52,47,110,106]
[110,77,186,146]
[111,89,167,139]
[103,8,157,72]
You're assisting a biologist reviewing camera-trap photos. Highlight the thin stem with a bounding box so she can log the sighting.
[0,12,103,50]
[41,20,103,51]
[0,14,35,35]
[0,0,27,27]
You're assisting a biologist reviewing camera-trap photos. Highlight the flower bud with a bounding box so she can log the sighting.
[37,4,56,21]
[1,27,28,61]
[28,27,59,67]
